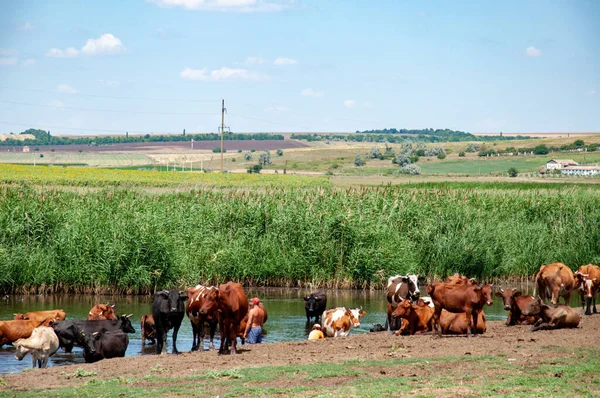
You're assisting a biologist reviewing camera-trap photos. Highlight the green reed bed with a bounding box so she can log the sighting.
[1,185,599,293]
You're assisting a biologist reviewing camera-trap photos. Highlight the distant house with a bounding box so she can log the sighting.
[561,166,600,176]
[546,159,578,170]
[22,146,30,153]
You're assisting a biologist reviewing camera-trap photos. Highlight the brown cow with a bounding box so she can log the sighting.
[0,319,49,347]
[87,304,117,320]
[576,264,600,315]
[523,297,581,331]
[14,309,66,322]
[186,285,218,351]
[427,282,493,337]
[495,288,538,326]
[439,310,487,335]
[140,314,156,346]
[199,282,248,355]
[534,262,577,305]
[391,299,434,335]
[445,273,477,285]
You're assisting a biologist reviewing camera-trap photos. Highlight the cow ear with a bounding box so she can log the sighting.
[513,291,522,297]
[303,297,309,301]
[494,292,502,298]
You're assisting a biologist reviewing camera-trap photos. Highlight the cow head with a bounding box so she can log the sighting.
[13,313,26,320]
[481,284,494,306]
[119,314,136,333]
[523,296,546,316]
[156,290,188,314]
[13,339,29,361]
[198,288,219,317]
[347,308,364,328]
[495,288,521,311]
[404,274,420,300]
[391,299,413,319]
[303,293,324,313]
[81,331,102,355]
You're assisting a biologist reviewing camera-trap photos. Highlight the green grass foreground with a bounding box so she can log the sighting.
[3,349,598,397]
[1,183,600,293]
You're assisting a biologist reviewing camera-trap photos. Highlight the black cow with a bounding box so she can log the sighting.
[303,292,327,322]
[81,330,129,363]
[370,324,386,333]
[52,315,135,353]
[152,289,187,355]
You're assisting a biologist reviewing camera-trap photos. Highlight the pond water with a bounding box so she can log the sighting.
[0,286,583,374]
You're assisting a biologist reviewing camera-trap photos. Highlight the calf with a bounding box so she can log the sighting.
[391,299,434,335]
[322,307,365,337]
[87,304,117,321]
[0,319,47,347]
[428,282,493,337]
[386,274,420,331]
[534,262,577,305]
[439,310,487,335]
[186,285,218,351]
[152,290,187,355]
[495,288,538,326]
[303,292,327,322]
[140,314,156,346]
[52,315,135,353]
[14,326,59,368]
[523,297,581,331]
[81,330,129,363]
[14,309,66,322]
[576,264,600,315]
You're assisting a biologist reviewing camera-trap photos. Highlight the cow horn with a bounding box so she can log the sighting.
[92,332,99,336]
[126,314,133,318]
[121,314,127,317]
[110,304,115,308]
[489,283,494,287]
[500,288,504,293]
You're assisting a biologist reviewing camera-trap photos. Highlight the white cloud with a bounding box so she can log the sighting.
[240,56,265,65]
[82,34,126,55]
[22,58,36,66]
[46,47,79,58]
[18,22,33,31]
[47,100,65,108]
[180,67,267,81]
[0,57,18,66]
[98,79,121,88]
[264,106,289,113]
[147,0,290,12]
[273,57,297,65]
[57,84,78,94]
[343,99,356,108]
[525,46,542,57]
[300,88,324,98]
[587,90,596,96]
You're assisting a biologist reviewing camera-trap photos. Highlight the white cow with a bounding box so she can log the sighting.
[14,326,59,368]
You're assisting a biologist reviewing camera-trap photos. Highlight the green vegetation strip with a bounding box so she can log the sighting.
[1,183,600,293]
[3,349,598,397]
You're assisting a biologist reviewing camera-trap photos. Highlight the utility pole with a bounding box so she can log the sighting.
[220,99,226,173]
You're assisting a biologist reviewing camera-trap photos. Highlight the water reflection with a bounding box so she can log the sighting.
[0,286,583,374]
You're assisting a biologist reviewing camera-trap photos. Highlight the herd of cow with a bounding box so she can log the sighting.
[0,262,598,370]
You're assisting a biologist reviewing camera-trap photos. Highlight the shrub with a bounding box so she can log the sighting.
[258,150,272,166]
[331,163,339,169]
[508,167,519,177]
[399,164,421,175]
[409,155,419,163]
[276,149,284,156]
[251,149,256,153]
[394,154,411,167]
[354,155,365,167]
[212,147,226,153]
[458,151,465,157]
[369,146,381,159]
[533,144,549,155]
[437,153,446,160]
[465,143,480,153]
[40,154,44,158]
[237,149,242,153]
[247,164,262,174]
[574,139,585,147]
[244,152,253,161]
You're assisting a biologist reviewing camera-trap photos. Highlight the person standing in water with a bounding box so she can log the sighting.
[244,297,265,344]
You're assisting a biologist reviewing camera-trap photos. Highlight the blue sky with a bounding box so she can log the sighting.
[0,0,598,135]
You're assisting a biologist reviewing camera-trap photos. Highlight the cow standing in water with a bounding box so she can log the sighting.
[14,326,59,368]
[87,304,117,321]
[303,292,327,322]
[152,290,187,354]
[386,274,420,332]
[186,285,218,351]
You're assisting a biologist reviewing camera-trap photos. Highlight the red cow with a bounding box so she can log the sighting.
[199,282,248,355]
[534,262,577,305]
[523,297,581,331]
[140,314,156,346]
[391,299,434,335]
[386,274,420,332]
[87,304,117,320]
[495,288,538,326]
[186,285,218,351]
[445,273,477,285]
[0,319,49,347]
[439,310,487,335]
[14,309,66,322]
[576,264,600,315]
[427,282,493,337]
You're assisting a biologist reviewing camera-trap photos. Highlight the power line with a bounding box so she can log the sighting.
[0,100,220,116]
[0,86,218,103]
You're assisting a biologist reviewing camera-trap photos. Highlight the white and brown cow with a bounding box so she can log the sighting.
[386,274,420,331]
[322,307,366,337]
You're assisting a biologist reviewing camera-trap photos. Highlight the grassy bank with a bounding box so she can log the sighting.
[1,183,600,293]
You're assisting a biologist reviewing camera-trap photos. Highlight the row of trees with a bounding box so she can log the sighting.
[1,129,285,147]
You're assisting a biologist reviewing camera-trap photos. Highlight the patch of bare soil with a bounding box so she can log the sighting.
[3,315,600,392]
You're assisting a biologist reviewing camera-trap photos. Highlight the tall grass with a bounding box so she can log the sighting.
[1,185,599,293]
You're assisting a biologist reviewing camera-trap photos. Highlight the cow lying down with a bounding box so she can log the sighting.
[523,297,581,332]
[14,326,59,369]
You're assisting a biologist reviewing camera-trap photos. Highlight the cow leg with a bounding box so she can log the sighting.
[230,323,238,354]
[31,356,36,369]
[41,356,49,368]
[432,307,442,336]
[564,292,571,306]
[465,311,473,337]
[217,318,226,355]
[530,322,556,332]
[593,295,598,314]
[155,327,164,355]
[209,320,217,350]
[190,321,199,351]
[172,324,181,354]
[62,342,73,353]
[472,310,480,335]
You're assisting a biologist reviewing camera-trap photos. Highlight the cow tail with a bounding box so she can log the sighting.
[426,283,434,296]
[532,266,544,297]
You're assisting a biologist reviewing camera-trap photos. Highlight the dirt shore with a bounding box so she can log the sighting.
[2,314,600,395]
